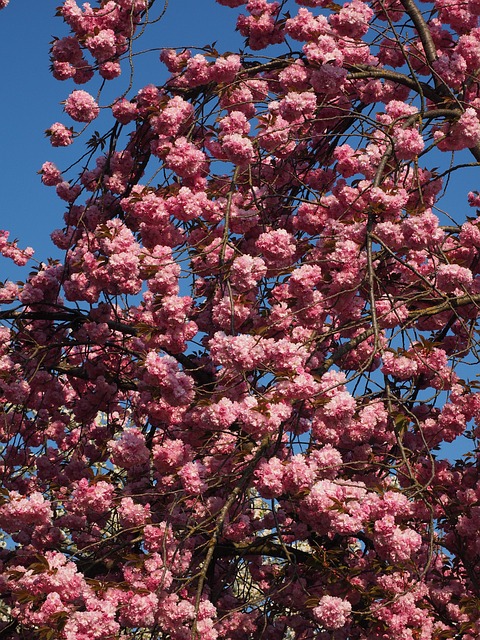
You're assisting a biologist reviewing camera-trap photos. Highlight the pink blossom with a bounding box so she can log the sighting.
[375,297,410,328]
[117,497,150,528]
[51,35,83,64]
[26,592,68,627]
[435,108,480,150]
[382,351,419,380]
[288,264,323,294]
[64,90,100,122]
[63,607,120,640]
[378,37,405,67]
[5,1,480,637]
[294,201,329,233]
[219,83,256,117]
[254,456,285,497]
[219,110,250,135]
[73,64,94,84]
[385,100,419,119]
[143,523,171,554]
[437,263,473,291]
[209,331,266,370]
[329,0,373,39]
[433,51,467,89]
[40,161,63,186]
[116,0,148,10]
[296,0,333,6]
[230,254,267,291]
[47,122,73,147]
[394,127,425,160]
[164,137,208,178]
[152,438,191,472]
[52,60,77,80]
[211,54,241,82]
[211,293,251,330]
[183,54,212,86]
[70,478,114,517]
[303,35,344,66]
[60,0,86,31]
[322,390,356,422]
[166,187,212,222]
[202,397,241,429]
[108,427,150,469]
[221,133,256,165]
[309,445,343,479]
[258,114,295,154]
[460,220,480,247]
[310,64,347,95]
[160,48,191,73]
[0,491,53,533]
[99,61,121,79]
[457,32,480,71]
[0,230,34,266]
[120,592,158,628]
[278,59,310,91]
[152,96,194,137]
[468,190,480,207]
[122,190,169,226]
[374,516,422,562]
[144,352,195,406]
[301,479,368,534]
[85,29,116,62]
[402,209,445,249]
[112,98,138,124]
[312,595,352,629]
[256,229,296,267]
[178,460,207,493]
[136,83,162,111]
[0,280,19,302]
[457,108,480,146]
[9,550,89,603]
[263,338,309,372]
[237,1,285,50]
[282,454,317,494]
[372,0,405,21]
[279,91,317,121]
[286,8,329,41]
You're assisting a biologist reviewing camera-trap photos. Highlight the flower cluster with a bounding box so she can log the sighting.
[64,89,100,123]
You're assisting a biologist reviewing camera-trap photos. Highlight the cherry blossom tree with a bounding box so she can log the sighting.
[1,0,480,637]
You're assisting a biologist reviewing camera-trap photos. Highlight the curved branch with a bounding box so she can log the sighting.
[346,65,442,104]
[399,0,438,69]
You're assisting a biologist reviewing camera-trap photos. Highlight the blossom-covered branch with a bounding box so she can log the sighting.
[1,0,480,638]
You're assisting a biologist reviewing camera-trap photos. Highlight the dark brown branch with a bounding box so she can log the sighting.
[52,365,137,390]
[346,66,441,103]
[399,0,438,69]
[214,539,315,566]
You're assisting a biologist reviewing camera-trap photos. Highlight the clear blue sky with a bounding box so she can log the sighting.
[0,0,244,280]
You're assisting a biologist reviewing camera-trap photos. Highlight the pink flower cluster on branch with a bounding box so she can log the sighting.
[2,0,480,637]
[52,0,148,83]
[0,230,34,266]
